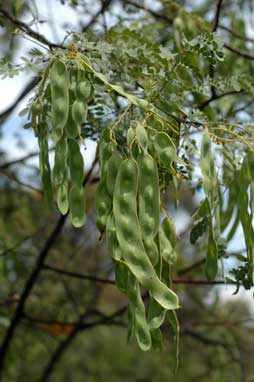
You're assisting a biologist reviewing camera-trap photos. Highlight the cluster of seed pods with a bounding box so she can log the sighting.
[96,124,180,351]
[32,59,93,227]
[33,57,180,352]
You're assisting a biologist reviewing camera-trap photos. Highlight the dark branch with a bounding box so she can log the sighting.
[198,90,244,110]
[0,77,40,125]
[0,8,61,49]
[125,0,173,23]
[219,24,254,44]
[82,0,114,32]
[43,264,115,285]
[0,170,42,194]
[224,43,254,60]
[212,0,223,32]
[0,214,67,379]
[38,305,127,382]
[0,148,53,170]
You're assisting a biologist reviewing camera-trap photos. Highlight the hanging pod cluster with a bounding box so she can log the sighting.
[96,123,180,352]
[32,58,94,227]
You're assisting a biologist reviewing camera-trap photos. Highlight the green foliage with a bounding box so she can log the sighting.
[1,0,254,379]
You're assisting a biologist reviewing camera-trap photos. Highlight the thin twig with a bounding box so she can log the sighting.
[0,8,61,49]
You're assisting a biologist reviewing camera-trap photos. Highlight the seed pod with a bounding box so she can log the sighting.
[68,139,84,187]
[113,158,179,310]
[106,152,123,197]
[148,298,166,330]
[50,60,69,143]
[127,127,135,147]
[139,154,160,238]
[75,70,92,100]
[153,132,177,168]
[106,213,122,261]
[114,260,129,293]
[159,215,177,265]
[127,272,151,351]
[96,176,112,233]
[69,185,86,227]
[38,122,53,206]
[138,154,160,265]
[72,100,88,126]
[136,123,148,153]
[57,181,69,215]
[53,137,68,187]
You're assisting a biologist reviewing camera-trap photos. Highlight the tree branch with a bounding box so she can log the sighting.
[212,0,224,32]
[43,264,115,285]
[219,24,254,44]
[198,90,244,110]
[0,8,61,49]
[125,0,173,23]
[82,0,114,32]
[0,158,97,378]
[224,43,254,60]
[38,305,127,382]
[0,77,40,125]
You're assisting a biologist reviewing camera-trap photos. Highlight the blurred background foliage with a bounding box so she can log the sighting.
[0,0,254,381]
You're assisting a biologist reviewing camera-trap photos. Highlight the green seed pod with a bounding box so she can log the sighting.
[76,81,91,100]
[139,154,160,238]
[96,176,112,233]
[127,272,151,351]
[113,159,179,310]
[114,260,129,293]
[72,100,88,126]
[57,181,68,215]
[50,60,69,142]
[143,239,159,266]
[65,100,80,139]
[138,154,160,265]
[127,127,135,147]
[53,137,68,187]
[106,152,123,197]
[106,213,122,261]
[153,132,177,168]
[136,123,148,153]
[68,139,84,187]
[69,185,86,227]
[159,215,177,265]
[75,72,92,100]
[99,128,116,175]
[38,122,53,206]
[147,298,166,330]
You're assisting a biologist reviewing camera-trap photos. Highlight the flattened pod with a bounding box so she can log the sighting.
[57,181,68,215]
[148,298,166,330]
[72,100,88,127]
[136,124,148,153]
[68,139,84,187]
[159,215,177,265]
[113,159,179,310]
[50,60,69,142]
[38,123,53,206]
[96,176,112,233]
[139,154,160,238]
[65,108,80,139]
[69,185,86,227]
[106,213,121,261]
[106,152,123,197]
[153,132,177,168]
[114,261,128,293]
[127,273,151,351]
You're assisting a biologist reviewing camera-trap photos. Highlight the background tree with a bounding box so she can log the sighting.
[0,0,254,381]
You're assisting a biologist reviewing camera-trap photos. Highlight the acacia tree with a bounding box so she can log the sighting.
[0,0,254,381]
